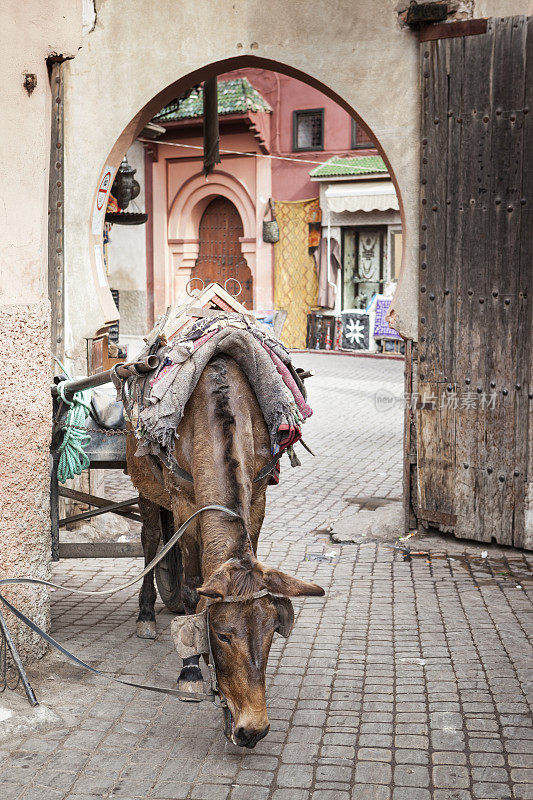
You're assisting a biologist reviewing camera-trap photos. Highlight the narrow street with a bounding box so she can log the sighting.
[1,354,532,800]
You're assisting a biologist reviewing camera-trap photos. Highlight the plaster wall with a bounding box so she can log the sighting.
[62,0,423,349]
[0,0,82,656]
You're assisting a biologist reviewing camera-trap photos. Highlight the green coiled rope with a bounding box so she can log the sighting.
[54,359,92,484]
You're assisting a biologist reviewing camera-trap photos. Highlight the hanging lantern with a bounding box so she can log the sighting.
[105,156,148,225]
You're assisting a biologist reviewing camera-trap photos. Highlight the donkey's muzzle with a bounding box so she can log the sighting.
[233,724,270,749]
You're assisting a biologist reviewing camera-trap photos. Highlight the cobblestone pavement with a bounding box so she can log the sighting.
[2,353,532,800]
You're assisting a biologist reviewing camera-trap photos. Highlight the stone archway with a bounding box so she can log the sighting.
[62,4,421,365]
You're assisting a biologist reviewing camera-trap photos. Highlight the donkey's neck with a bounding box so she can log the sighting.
[191,355,257,578]
[201,518,253,576]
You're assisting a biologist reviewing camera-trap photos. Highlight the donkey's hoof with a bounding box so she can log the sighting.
[136,620,157,639]
[177,666,204,702]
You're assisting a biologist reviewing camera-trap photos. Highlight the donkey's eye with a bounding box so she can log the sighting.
[217,632,231,644]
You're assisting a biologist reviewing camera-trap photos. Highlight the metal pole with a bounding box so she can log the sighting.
[50,355,160,400]
[50,452,60,562]
[0,609,39,707]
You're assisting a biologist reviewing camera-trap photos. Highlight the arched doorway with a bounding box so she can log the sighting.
[192,197,253,306]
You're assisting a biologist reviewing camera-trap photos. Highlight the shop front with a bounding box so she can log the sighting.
[308,155,403,354]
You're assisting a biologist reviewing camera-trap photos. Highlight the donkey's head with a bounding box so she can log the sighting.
[197,554,324,748]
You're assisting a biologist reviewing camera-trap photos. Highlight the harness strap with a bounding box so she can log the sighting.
[0,504,239,597]
[150,453,281,486]
[253,454,282,482]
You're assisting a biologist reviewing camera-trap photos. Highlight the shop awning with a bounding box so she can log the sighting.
[325,180,399,213]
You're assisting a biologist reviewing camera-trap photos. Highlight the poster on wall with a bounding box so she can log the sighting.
[373,298,402,339]
[341,310,370,351]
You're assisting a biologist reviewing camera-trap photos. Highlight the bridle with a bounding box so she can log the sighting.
[204,587,279,736]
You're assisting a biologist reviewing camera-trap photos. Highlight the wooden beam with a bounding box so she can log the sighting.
[58,542,144,559]
[419,18,488,42]
[48,61,65,359]
[59,496,141,527]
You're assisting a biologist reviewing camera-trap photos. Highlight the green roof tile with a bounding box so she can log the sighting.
[153,78,272,122]
[309,155,387,178]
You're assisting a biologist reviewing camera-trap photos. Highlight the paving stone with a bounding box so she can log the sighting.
[395,748,429,765]
[394,764,430,787]
[469,753,505,768]
[472,783,512,799]
[471,767,509,782]
[351,786,391,800]
[354,761,392,785]
[513,770,533,784]
[433,765,471,790]
[230,787,270,800]
[150,784,192,800]
[276,764,314,788]
[513,786,533,800]
[358,734,393,748]
[356,748,392,762]
[392,790,431,800]
[320,744,355,759]
[281,743,319,763]
[433,790,472,800]
[235,770,274,786]
[272,791,309,800]
[189,785,232,800]
[316,765,352,782]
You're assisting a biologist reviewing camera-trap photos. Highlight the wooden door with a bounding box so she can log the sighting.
[417,17,532,547]
[192,197,253,306]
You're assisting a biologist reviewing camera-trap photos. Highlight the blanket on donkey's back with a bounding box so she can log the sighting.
[132,313,312,475]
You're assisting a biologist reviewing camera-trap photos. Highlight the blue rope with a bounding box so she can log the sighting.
[54,359,92,484]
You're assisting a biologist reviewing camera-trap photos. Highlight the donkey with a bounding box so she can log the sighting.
[126,354,323,748]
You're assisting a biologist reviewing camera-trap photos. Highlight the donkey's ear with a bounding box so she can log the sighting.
[262,566,325,597]
[197,569,231,600]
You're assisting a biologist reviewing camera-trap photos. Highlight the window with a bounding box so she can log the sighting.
[293,109,324,151]
[351,118,373,149]
[389,227,403,281]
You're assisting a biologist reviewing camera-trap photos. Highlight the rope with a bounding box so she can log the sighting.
[53,358,92,484]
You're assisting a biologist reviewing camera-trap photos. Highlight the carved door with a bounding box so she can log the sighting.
[192,196,253,306]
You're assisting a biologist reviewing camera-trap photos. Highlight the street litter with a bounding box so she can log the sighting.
[304,548,339,563]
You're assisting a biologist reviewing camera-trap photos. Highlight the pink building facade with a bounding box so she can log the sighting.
[142,69,376,322]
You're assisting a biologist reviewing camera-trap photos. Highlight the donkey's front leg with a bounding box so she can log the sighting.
[177,574,205,699]
[172,501,205,700]
[178,655,203,699]
[136,496,161,639]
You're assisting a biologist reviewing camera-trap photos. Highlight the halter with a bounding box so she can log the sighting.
[204,588,276,737]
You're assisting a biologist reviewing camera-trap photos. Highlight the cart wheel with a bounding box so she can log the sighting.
[155,507,185,614]
[155,555,184,614]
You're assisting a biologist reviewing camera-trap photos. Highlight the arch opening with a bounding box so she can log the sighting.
[98,57,408,358]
